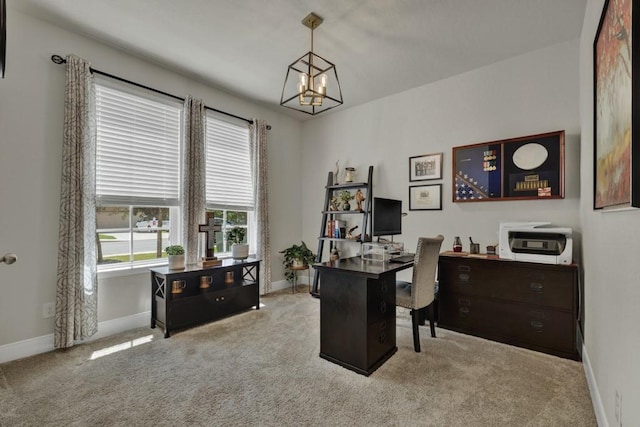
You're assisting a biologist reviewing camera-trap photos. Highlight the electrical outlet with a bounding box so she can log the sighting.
[43,302,55,318]
[615,390,622,426]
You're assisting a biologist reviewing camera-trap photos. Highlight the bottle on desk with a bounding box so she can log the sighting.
[453,236,462,253]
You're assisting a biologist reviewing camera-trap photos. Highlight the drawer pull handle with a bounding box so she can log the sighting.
[380,321,387,330]
[458,265,471,272]
[459,307,470,314]
[530,282,543,293]
[221,296,225,301]
[380,302,387,313]
[530,320,544,332]
[381,283,388,293]
[458,273,470,282]
[379,333,387,343]
[458,298,471,306]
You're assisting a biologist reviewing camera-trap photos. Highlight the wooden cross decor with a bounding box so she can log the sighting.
[199,212,222,260]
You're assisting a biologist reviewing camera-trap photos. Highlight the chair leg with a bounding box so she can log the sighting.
[410,309,421,352]
[427,304,436,338]
[417,306,426,326]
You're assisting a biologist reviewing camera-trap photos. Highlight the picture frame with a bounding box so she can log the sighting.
[409,184,442,211]
[593,0,640,209]
[409,152,443,181]
[452,130,565,203]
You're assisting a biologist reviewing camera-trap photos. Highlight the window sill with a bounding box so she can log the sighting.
[97,253,255,279]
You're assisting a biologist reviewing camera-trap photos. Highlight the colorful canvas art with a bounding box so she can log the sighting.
[594,0,632,208]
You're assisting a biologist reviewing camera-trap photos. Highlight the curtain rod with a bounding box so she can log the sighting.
[51,55,271,130]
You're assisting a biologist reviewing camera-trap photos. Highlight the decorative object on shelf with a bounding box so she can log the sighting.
[409,183,442,210]
[354,189,365,211]
[199,276,212,289]
[330,247,340,261]
[344,167,356,182]
[334,160,340,185]
[199,212,222,267]
[225,271,234,284]
[280,12,343,116]
[339,190,354,211]
[453,130,565,203]
[594,0,639,209]
[409,152,443,181]
[329,196,339,211]
[165,245,185,270]
[346,225,358,239]
[170,279,186,294]
[280,241,317,283]
[452,236,462,253]
[226,226,249,260]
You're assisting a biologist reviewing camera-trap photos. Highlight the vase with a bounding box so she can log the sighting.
[168,254,185,270]
[231,243,249,260]
[342,203,351,211]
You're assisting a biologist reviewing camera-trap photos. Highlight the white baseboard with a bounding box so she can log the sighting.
[270,279,292,292]
[0,311,150,364]
[582,342,608,427]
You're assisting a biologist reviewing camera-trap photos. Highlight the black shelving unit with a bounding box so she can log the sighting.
[311,166,373,297]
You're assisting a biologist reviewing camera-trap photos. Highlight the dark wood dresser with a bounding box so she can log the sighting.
[437,252,579,360]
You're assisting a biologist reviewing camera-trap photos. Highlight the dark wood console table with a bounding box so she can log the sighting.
[150,259,260,338]
[314,256,414,376]
[437,252,579,360]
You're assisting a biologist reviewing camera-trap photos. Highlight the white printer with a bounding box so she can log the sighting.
[498,222,573,265]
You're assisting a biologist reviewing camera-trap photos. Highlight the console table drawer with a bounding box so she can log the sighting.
[438,258,575,310]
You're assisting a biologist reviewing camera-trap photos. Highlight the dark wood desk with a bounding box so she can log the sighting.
[314,256,414,376]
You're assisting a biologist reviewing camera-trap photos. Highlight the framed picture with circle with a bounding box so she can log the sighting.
[452,130,565,203]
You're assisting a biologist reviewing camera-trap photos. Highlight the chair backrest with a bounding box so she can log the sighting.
[411,235,444,309]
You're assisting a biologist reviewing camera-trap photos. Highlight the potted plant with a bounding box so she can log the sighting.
[165,245,185,270]
[226,226,249,260]
[339,190,354,211]
[280,241,317,282]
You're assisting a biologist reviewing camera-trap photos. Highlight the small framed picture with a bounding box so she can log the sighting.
[409,184,442,211]
[409,152,443,181]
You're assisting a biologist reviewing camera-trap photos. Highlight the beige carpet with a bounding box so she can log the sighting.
[0,287,596,426]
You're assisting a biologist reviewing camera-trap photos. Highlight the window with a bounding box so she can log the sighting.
[205,114,253,256]
[95,81,182,268]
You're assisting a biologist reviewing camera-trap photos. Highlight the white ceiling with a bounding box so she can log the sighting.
[13,0,587,120]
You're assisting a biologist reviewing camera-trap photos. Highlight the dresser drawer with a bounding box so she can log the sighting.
[438,258,576,310]
[439,293,576,355]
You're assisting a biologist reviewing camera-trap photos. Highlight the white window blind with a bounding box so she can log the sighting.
[96,83,182,206]
[205,115,253,211]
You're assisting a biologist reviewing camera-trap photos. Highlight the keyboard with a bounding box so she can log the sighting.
[389,254,415,263]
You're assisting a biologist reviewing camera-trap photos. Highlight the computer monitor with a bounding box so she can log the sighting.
[373,197,402,237]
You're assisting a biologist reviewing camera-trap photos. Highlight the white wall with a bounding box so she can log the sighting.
[0,8,302,347]
[301,40,581,274]
[580,1,640,426]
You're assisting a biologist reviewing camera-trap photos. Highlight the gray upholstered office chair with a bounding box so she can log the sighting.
[395,235,444,352]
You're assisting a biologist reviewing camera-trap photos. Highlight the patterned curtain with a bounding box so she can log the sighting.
[182,96,206,265]
[54,55,97,349]
[249,119,271,294]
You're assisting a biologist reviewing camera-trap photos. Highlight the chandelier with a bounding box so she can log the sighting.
[280,12,343,115]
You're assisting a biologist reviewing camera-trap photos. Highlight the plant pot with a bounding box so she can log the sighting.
[342,203,351,211]
[231,243,249,260]
[168,254,185,270]
[292,258,305,268]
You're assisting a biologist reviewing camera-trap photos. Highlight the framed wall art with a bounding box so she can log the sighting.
[594,0,640,209]
[409,152,443,181]
[409,184,442,210]
[452,130,565,203]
